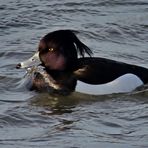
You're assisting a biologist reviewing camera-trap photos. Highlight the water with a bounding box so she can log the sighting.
[1,0,148,147]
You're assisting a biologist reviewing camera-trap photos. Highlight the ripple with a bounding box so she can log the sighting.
[0,0,148,147]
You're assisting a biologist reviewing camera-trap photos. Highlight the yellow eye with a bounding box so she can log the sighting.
[49,48,54,52]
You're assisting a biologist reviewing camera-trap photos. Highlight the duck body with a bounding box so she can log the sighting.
[23,56,146,95]
[16,30,148,95]
[75,57,148,85]
[74,57,148,95]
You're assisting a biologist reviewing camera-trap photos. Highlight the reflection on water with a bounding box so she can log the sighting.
[30,93,80,115]
[1,0,148,147]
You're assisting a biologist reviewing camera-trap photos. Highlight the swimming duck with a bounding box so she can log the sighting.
[16,30,148,95]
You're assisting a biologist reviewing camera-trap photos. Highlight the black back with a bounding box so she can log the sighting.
[74,57,148,84]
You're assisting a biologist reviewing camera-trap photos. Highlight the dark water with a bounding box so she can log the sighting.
[1,0,148,147]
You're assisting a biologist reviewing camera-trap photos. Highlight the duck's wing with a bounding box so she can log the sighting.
[74,57,148,84]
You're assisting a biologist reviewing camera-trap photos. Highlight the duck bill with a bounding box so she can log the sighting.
[16,51,41,69]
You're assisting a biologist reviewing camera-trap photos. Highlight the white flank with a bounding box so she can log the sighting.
[76,73,143,95]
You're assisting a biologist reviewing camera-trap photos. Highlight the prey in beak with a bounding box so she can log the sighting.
[16,51,41,69]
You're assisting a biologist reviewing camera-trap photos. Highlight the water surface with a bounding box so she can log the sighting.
[0,0,148,147]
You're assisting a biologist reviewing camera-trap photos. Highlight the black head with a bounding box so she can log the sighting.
[15,30,93,94]
[38,30,93,71]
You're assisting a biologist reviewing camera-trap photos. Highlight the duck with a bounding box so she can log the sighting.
[16,30,148,95]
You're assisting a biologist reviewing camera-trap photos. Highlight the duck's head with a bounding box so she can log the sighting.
[16,30,92,72]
